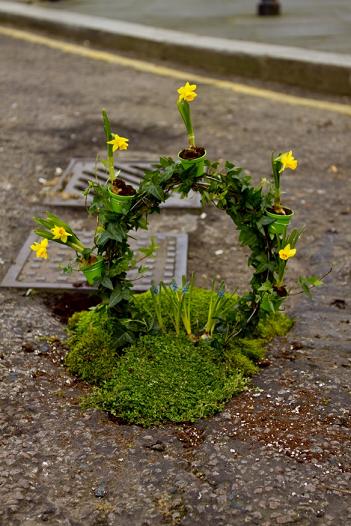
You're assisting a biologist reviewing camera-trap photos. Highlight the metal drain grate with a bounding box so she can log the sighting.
[1,230,188,292]
[43,158,201,209]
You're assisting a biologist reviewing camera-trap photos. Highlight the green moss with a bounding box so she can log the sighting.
[222,347,259,376]
[65,289,293,426]
[257,312,294,339]
[65,308,119,385]
[238,338,266,361]
[85,334,247,426]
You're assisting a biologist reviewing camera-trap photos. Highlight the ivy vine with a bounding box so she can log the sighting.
[35,154,322,345]
[85,157,302,329]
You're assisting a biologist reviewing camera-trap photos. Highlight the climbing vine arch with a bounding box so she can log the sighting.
[87,156,288,333]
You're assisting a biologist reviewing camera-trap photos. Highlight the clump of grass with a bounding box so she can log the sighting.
[132,287,238,335]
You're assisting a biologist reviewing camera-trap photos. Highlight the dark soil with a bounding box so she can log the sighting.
[43,292,100,324]
[82,254,99,266]
[111,178,136,196]
[273,285,288,297]
[179,146,206,160]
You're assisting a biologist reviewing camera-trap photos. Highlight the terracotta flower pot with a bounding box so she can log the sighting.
[266,208,294,235]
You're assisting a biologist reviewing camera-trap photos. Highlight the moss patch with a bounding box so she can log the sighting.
[86,334,247,426]
[65,290,293,426]
[65,309,119,385]
[258,312,294,339]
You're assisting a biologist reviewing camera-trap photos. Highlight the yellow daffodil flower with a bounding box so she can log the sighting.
[277,151,298,172]
[107,133,129,152]
[31,238,48,259]
[51,225,72,243]
[279,244,296,261]
[177,82,197,103]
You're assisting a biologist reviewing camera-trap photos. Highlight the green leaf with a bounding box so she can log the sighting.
[102,109,112,143]
[109,287,123,307]
[144,181,165,201]
[260,295,276,313]
[138,237,159,257]
[109,260,131,277]
[46,213,74,233]
[95,231,111,247]
[306,275,323,287]
[177,99,193,140]
[33,217,53,230]
[101,276,114,290]
[109,285,123,307]
[258,216,274,226]
[299,278,312,298]
[299,275,323,298]
[33,229,53,240]
[107,223,125,242]
[258,281,273,293]
[109,285,132,307]
[239,228,257,248]
[158,157,173,168]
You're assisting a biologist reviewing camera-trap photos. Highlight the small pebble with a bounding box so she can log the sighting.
[37,342,50,355]
[94,482,107,498]
[148,442,165,452]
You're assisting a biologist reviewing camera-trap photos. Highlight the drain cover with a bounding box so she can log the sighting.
[1,231,188,291]
[43,158,201,209]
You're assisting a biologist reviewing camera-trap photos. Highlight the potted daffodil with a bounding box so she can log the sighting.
[177,81,206,176]
[266,150,298,235]
[32,213,104,285]
[102,110,136,214]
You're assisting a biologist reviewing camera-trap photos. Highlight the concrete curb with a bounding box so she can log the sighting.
[0,1,350,96]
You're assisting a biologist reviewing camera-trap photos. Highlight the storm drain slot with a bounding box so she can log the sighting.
[43,158,201,209]
[1,230,188,292]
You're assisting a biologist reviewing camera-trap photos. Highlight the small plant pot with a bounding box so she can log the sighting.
[266,208,294,235]
[108,187,134,214]
[178,149,207,177]
[81,259,104,285]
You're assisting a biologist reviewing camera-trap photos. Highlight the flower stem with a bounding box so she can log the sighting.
[69,242,85,254]
[177,99,196,149]
[188,131,195,148]
[276,261,286,287]
[102,109,115,182]
[271,154,281,209]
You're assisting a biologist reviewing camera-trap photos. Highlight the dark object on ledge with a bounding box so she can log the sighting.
[257,0,281,16]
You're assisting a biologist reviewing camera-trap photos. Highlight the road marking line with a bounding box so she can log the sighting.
[1,25,350,116]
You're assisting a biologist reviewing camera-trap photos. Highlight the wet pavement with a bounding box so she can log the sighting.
[0,28,351,526]
[7,0,351,54]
